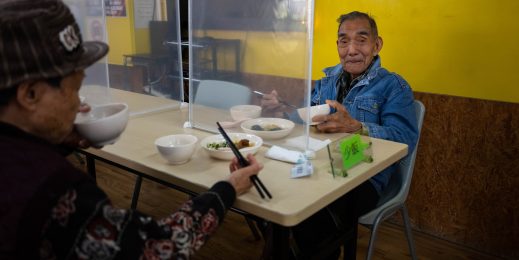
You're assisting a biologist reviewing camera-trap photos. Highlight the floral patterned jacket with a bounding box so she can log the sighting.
[0,122,236,260]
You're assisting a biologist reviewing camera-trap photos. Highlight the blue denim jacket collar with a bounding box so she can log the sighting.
[321,55,381,90]
[313,56,382,106]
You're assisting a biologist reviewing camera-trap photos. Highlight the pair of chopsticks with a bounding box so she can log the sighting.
[216,122,272,199]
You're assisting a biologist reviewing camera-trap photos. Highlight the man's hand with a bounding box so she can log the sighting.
[313,100,362,133]
[260,90,283,110]
[259,90,289,118]
[227,154,264,195]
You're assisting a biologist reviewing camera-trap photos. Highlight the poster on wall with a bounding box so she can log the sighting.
[104,0,126,17]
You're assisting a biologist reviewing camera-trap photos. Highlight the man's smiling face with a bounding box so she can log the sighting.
[337,18,382,79]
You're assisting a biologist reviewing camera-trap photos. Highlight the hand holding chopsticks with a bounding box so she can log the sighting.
[217,122,272,200]
[254,90,298,109]
[228,154,264,195]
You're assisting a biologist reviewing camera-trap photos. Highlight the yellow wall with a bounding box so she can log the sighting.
[106,0,134,65]
[106,0,519,103]
[314,0,519,103]
[106,18,134,65]
[105,0,151,65]
[197,30,309,79]
[134,28,151,54]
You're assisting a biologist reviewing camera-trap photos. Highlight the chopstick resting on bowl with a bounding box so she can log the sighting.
[216,122,272,200]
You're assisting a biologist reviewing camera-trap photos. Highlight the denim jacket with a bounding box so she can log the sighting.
[311,56,418,195]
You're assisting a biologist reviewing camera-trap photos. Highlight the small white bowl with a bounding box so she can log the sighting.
[297,104,331,125]
[74,103,129,146]
[241,118,294,140]
[201,133,263,160]
[155,134,198,164]
[230,105,262,121]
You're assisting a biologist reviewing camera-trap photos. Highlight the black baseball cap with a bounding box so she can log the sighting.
[0,0,109,89]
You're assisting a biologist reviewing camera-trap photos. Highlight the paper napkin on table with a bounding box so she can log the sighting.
[284,135,331,152]
[265,145,305,164]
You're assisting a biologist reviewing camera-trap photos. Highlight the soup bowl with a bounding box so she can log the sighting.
[230,105,262,121]
[297,104,331,125]
[155,134,198,164]
[74,103,129,146]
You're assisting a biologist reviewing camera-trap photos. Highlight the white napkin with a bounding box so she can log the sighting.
[265,146,305,164]
[284,135,331,152]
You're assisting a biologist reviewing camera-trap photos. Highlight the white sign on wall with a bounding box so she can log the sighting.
[134,0,155,28]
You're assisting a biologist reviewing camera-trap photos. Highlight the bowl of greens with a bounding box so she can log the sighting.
[200,132,263,160]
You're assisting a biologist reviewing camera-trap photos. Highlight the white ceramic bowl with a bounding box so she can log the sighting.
[155,134,198,164]
[241,118,295,140]
[74,103,129,146]
[297,104,331,125]
[230,105,262,121]
[201,133,263,160]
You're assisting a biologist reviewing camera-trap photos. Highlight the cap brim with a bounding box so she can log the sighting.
[75,41,109,71]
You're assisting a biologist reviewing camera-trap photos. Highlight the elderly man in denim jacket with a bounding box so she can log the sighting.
[261,11,418,259]
[311,52,418,196]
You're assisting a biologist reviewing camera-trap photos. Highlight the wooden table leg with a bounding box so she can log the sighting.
[86,156,96,182]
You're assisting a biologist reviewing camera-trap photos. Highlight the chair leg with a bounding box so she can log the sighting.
[365,222,380,260]
[365,205,394,260]
[401,205,418,260]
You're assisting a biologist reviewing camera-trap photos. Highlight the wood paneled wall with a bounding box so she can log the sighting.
[408,92,518,259]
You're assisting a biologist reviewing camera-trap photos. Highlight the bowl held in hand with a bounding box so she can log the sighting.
[74,103,129,146]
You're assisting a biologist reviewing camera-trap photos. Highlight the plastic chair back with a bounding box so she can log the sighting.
[194,80,251,109]
[359,100,425,224]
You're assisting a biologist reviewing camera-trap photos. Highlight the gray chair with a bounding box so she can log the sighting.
[194,80,251,109]
[358,100,425,260]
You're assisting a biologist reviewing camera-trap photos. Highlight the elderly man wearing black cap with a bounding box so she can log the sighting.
[0,1,263,259]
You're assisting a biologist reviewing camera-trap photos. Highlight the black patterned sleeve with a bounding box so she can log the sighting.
[40,181,236,260]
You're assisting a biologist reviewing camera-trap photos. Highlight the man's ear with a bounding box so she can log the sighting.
[374,36,383,56]
[16,81,44,111]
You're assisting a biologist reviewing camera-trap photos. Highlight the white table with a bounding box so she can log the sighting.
[79,89,408,258]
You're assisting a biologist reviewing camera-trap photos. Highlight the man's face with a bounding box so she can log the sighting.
[337,18,382,79]
[32,70,84,144]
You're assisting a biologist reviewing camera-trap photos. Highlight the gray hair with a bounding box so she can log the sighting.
[337,11,378,37]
